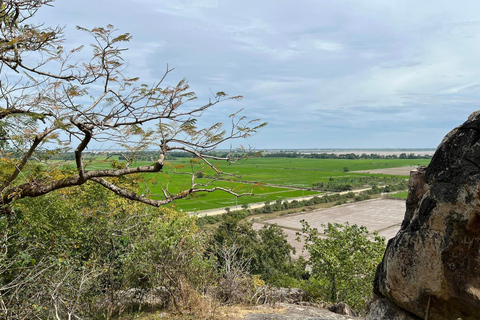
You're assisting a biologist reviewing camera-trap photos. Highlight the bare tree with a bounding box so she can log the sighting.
[0,1,266,215]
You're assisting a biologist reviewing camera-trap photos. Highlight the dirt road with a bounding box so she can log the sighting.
[191,188,372,217]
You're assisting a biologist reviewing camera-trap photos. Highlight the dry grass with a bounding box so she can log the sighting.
[113,304,288,320]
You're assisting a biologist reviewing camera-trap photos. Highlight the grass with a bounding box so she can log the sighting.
[112,304,286,320]
[79,157,429,211]
[390,191,409,199]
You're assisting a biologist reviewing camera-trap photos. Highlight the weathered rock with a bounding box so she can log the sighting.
[366,297,421,320]
[245,302,362,320]
[263,287,309,304]
[328,303,358,317]
[368,110,480,320]
[402,166,429,229]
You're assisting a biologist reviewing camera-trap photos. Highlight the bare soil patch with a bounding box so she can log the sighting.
[264,199,405,239]
[255,199,406,259]
[351,166,419,176]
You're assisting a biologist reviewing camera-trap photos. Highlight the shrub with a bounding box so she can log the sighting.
[0,184,218,319]
[212,214,304,288]
[302,221,385,314]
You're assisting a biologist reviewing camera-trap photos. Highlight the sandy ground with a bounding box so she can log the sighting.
[254,199,406,259]
[351,166,422,176]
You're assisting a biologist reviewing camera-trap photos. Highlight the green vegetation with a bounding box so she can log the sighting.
[212,211,306,289]
[0,163,405,318]
[1,184,218,318]
[94,157,426,211]
[302,221,386,314]
[34,156,426,212]
[2,183,303,318]
[312,175,406,192]
[390,191,409,199]
[0,1,421,318]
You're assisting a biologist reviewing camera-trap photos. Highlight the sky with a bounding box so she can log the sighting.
[32,0,480,149]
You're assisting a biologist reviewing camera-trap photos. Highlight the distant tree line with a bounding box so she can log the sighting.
[35,150,255,162]
[264,152,432,159]
[36,150,431,162]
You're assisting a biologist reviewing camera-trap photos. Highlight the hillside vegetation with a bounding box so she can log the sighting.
[1,182,386,318]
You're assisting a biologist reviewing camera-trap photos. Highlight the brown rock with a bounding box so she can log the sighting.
[369,110,480,320]
[329,303,358,317]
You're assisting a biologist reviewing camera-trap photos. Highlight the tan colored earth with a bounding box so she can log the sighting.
[254,199,406,259]
[351,166,419,176]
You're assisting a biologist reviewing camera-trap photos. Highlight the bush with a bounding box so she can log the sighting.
[123,210,216,314]
[0,184,219,319]
[212,213,305,288]
[302,221,385,314]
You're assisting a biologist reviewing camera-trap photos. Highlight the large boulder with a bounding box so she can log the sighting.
[367,297,421,320]
[367,110,480,320]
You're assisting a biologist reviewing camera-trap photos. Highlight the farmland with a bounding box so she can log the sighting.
[254,198,407,259]
[84,157,429,212]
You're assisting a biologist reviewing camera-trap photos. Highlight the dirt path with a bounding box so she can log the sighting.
[192,188,372,217]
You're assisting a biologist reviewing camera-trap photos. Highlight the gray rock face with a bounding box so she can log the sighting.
[367,298,420,320]
[368,110,480,320]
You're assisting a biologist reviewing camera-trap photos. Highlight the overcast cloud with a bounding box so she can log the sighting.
[33,0,480,149]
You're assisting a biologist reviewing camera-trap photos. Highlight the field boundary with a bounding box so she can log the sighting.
[192,187,372,217]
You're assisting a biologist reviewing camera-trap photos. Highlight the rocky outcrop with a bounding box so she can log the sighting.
[367,297,420,320]
[246,303,362,320]
[329,303,358,317]
[367,110,480,320]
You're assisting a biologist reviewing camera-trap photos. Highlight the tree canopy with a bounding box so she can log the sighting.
[0,0,266,215]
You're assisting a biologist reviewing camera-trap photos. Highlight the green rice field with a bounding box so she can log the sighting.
[390,191,409,199]
[84,157,429,212]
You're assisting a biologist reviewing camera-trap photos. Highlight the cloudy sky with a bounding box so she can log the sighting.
[33,0,480,149]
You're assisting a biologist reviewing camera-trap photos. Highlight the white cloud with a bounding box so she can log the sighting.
[29,0,480,148]
[314,40,343,52]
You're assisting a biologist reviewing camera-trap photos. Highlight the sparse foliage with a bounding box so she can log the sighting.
[0,0,266,215]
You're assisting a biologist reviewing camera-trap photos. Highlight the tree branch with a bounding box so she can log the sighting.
[191,186,253,197]
[1,154,166,206]
[0,127,55,192]
[0,108,52,120]
[90,177,191,207]
[0,19,265,214]
[71,120,93,182]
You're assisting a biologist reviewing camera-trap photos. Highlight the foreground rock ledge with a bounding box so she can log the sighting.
[367,110,480,320]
